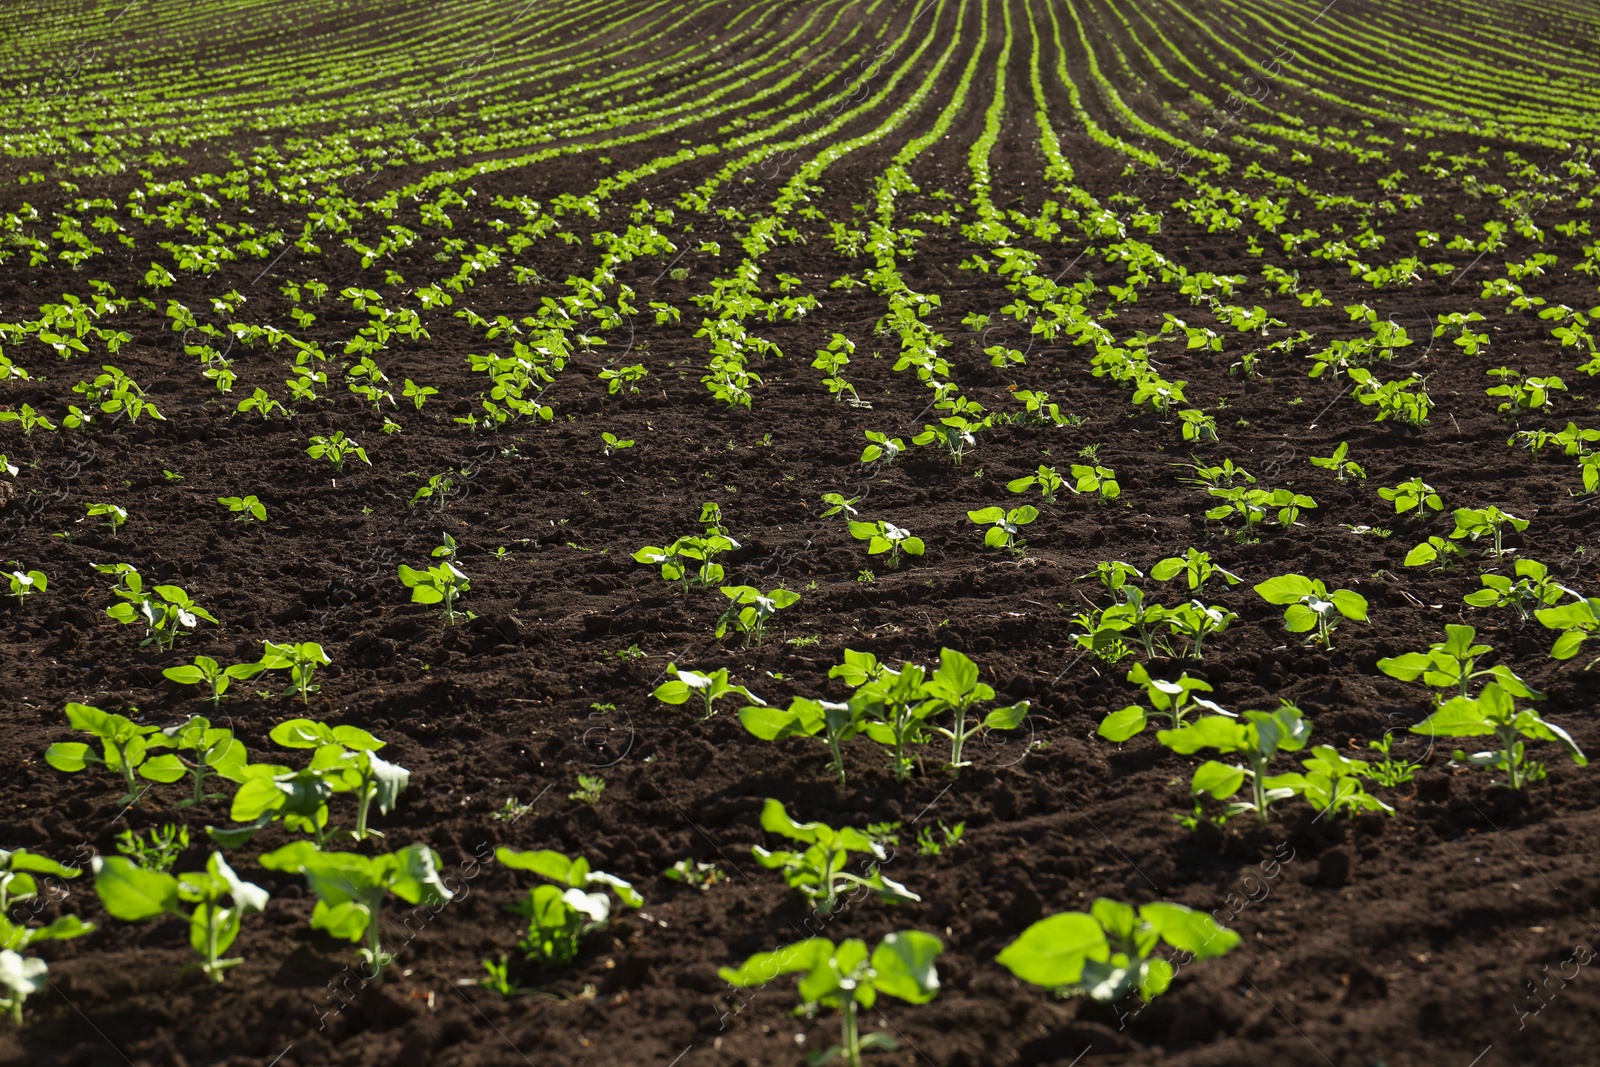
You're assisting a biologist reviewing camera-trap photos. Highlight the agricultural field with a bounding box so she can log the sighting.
[2,0,1600,1063]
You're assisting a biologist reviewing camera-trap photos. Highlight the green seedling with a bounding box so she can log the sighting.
[1410,683,1586,789]
[1366,732,1423,788]
[236,388,287,420]
[633,533,738,593]
[402,378,437,409]
[1178,408,1219,443]
[495,848,641,969]
[86,501,127,535]
[720,931,943,1067]
[45,703,182,805]
[1159,702,1311,824]
[0,849,83,914]
[268,718,408,841]
[715,585,799,646]
[1165,600,1239,660]
[998,899,1238,1005]
[912,415,983,465]
[257,640,332,702]
[857,428,908,463]
[409,472,455,508]
[967,505,1038,552]
[0,912,94,1024]
[569,774,606,805]
[1486,366,1565,418]
[98,563,217,650]
[398,543,472,624]
[162,655,263,707]
[1309,441,1365,481]
[217,495,266,522]
[1150,548,1240,591]
[306,431,369,471]
[752,798,918,915]
[1403,535,1465,569]
[1535,595,1600,667]
[94,852,267,983]
[653,663,762,720]
[820,492,862,520]
[601,431,634,456]
[260,841,450,980]
[1450,506,1528,558]
[1069,463,1120,502]
[921,648,1029,775]
[1007,465,1066,504]
[598,363,648,394]
[1377,624,1540,700]
[5,565,45,606]
[140,715,248,808]
[1097,663,1227,742]
[740,697,865,786]
[0,405,57,435]
[1378,477,1443,515]
[1254,574,1368,648]
[115,825,189,872]
[914,821,965,858]
[849,520,924,568]
[849,659,933,781]
[1073,584,1170,661]
[1268,746,1393,818]
[664,859,724,888]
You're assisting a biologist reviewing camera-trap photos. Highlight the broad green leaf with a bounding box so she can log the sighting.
[1191,760,1246,799]
[1329,589,1368,621]
[967,507,1005,523]
[870,931,943,1004]
[1096,705,1147,742]
[996,912,1108,988]
[94,857,178,920]
[1282,603,1318,632]
[1140,902,1240,958]
[138,754,187,783]
[719,938,832,988]
[1411,698,1495,738]
[270,719,333,749]
[311,899,372,942]
[983,701,1030,730]
[1253,574,1315,604]
[496,848,576,885]
[1376,652,1431,681]
[44,742,91,772]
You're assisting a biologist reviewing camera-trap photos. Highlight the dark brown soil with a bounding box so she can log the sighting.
[4,2,1600,1066]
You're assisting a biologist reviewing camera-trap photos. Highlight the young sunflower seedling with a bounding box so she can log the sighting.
[1309,441,1366,481]
[94,852,267,983]
[1378,477,1443,516]
[652,663,763,720]
[236,388,288,420]
[1378,624,1540,701]
[1007,465,1066,504]
[1069,464,1121,502]
[998,900,1238,1006]
[849,520,924,568]
[1097,663,1228,742]
[1450,506,1528,558]
[494,848,641,970]
[1159,702,1311,824]
[257,640,333,702]
[1150,548,1240,592]
[402,378,437,410]
[139,715,248,808]
[0,848,84,914]
[859,430,905,466]
[601,431,634,456]
[1535,595,1600,668]
[162,655,263,707]
[740,697,865,786]
[1410,683,1586,789]
[1403,535,1466,569]
[268,718,408,841]
[306,431,369,472]
[399,538,472,624]
[720,931,942,1067]
[0,911,94,1023]
[217,495,266,522]
[967,505,1038,553]
[715,585,799,646]
[260,841,450,980]
[45,702,185,805]
[1271,746,1393,818]
[820,492,862,520]
[98,563,217,650]
[86,501,127,535]
[752,799,918,914]
[5,564,45,606]
[1254,574,1368,649]
[920,648,1029,775]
